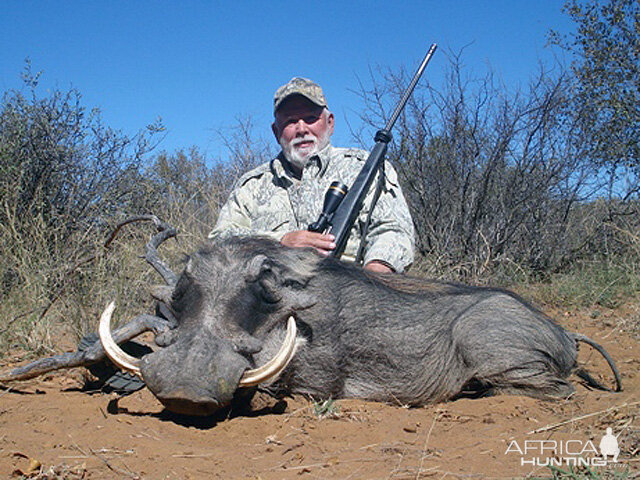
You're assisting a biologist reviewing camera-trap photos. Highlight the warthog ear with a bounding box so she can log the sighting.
[245,254,282,303]
[245,254,269,282]
[245,253,317,310]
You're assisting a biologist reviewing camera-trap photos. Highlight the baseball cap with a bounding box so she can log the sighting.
[273,77,327,114]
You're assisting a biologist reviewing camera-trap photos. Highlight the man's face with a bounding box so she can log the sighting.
[272,95,334,170]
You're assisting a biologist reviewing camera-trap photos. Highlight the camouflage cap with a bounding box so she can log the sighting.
[273,77,327,114]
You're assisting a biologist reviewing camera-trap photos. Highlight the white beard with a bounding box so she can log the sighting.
[280,129,331,171]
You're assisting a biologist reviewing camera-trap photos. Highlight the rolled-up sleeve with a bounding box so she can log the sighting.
[361,162,415,272]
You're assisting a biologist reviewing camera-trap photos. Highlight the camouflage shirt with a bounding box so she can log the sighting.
[208,144,415,272]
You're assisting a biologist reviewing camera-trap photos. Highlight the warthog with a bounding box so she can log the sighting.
[0,221,622,417]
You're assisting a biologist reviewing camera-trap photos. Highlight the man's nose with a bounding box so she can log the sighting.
[294,119,310,135]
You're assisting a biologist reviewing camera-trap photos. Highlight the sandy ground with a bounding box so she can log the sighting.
[1,301,639,479]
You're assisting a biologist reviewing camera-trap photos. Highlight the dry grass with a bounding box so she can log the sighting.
[0,181,224,359]
[3,209,640,359]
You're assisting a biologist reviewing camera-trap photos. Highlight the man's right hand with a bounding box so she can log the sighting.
[280,231,336,256]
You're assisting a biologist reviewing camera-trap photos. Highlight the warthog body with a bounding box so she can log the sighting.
[0,234,621,416]
[129,236,619,415]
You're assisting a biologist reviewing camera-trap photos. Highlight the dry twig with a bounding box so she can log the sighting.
[416,408,443,480]
[527,400,640,435]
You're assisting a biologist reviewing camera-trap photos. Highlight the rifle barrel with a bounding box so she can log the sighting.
[384,43,437,132]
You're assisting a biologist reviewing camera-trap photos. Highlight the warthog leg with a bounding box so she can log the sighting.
[0,314,171,382]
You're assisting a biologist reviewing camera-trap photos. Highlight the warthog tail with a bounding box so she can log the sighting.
[572,333,623,393]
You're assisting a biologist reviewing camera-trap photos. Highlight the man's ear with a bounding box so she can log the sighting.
[271,122,280,142]
[326,111,335,136]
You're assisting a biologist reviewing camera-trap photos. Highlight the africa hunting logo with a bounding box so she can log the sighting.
[505,428,621,467]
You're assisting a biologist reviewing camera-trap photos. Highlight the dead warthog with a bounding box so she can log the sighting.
[1,217,622,416]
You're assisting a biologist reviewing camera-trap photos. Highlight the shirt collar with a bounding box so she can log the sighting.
[272,143,333,183]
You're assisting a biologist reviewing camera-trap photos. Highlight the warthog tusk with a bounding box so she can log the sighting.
[99,301,142,377]
[239,317,297,387]
[99,303,296,387]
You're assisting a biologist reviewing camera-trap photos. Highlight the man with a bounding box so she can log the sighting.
[209,77,414,273]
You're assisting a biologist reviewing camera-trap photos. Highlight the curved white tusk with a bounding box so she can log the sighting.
[238,316,298,387]
[99,301,142,377]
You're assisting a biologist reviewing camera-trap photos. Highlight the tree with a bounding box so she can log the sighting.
[0,62,164,313]
[550,0,640,170]
[353,51,618,280]
[0,61,164,243]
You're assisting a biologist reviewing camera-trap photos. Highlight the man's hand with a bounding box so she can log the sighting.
[364,260,394,273]
[281,231,336,255]
[281,233,395,272]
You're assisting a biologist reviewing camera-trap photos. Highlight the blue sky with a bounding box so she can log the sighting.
[1,1,574,162]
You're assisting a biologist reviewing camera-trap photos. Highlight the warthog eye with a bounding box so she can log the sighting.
[283,279,304,289]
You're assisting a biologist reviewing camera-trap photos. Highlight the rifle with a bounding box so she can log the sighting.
[308,44,437,260]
